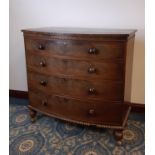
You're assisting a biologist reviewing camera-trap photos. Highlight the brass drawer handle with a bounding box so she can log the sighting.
[88,88,96,94]
[89,109,95,115]
[39,60,46,67]
[40,80,47,86]
[42,100,47,106]
[88,67,96,73]
[38,44,45,50]
[88,48,97,54]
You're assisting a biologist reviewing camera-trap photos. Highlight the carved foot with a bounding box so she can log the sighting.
[114,129,123,145]
[29,108,37,123]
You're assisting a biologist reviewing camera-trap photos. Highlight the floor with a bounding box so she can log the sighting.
[9,97,145,155]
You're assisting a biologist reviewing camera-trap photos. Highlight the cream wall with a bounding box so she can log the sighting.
[9,0,145,104]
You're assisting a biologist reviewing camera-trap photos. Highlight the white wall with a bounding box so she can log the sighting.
[9,0,145,104]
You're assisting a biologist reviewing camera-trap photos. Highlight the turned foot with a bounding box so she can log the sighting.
[114,129,123,145]
[29,108,37,123]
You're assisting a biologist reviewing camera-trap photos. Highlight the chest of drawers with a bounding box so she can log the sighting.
[22,27,136,144]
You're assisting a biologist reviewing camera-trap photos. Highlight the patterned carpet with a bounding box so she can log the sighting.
[9,97,145,155]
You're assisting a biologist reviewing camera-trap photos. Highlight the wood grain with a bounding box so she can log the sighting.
[22,27,136,143]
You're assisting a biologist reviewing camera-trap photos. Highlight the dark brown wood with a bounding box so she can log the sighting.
[9,89,28,98]
[26,54,124,81]
[131,103,145,113]
[9,89,145,113]
[29,108,37,122]
[29,91,130,127]
[114,129,123,145]
[22,27,137,143]
[27,71,124,101]
[124,37,135,102]
[125,101,145,113]
[25,39,125,60]
[22,27,137,41]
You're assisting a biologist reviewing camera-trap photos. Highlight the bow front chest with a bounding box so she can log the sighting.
[22,27,136,143]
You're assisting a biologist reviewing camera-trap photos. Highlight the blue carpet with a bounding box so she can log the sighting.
[9,97,145,155]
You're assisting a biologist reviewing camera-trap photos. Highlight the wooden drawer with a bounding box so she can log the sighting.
[25,39,124,60]
[28,72,124,101]
[29,91,124,125]
[27,54,124,80]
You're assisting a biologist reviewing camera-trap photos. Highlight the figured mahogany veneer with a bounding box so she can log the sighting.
[29,91,129,127]
[27,54,124,80]
[22,27,136,144]
[28,71,123,101]
[25,39,124,60]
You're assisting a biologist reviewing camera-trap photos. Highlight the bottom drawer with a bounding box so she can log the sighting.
[29,92,128,127]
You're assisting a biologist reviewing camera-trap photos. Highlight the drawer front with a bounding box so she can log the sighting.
[28,72,124,101]
[29,92,123,125]
[27,54,124,80]
[25,39,124,60]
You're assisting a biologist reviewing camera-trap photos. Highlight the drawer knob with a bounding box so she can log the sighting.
[88,48,97,54]
[88,67,96,73]
[89,109,95,115]
[88,88,96,94]
[42,100,47,106]
[38,44,45,50]
[40,80,47,86]
[62,78,67,82]
[40,60,46,67]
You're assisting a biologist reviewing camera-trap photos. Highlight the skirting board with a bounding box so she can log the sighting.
[9,89,28,99]
[9,89,145,113]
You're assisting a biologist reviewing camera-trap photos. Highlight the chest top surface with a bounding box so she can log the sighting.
[22,27,136,40]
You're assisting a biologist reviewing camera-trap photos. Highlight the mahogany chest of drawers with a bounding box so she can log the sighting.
[22,27,136,144]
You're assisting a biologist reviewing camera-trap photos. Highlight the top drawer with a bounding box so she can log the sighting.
[24,39,124,60]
